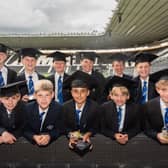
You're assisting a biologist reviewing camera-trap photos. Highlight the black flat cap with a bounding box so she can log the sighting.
[20,48,42,59]
[130,52,158,65]
[0,43,8,53]
[77,52,99,62]
[109,53,129,62]
[48,51,68,62]
[0,81,27,97]
[150,69,168,83]
[105,76,137,93]
[63,70,98,90]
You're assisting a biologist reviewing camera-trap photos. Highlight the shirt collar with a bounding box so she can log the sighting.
[160,98,167,109]
[25,71,37,78]
[55,72,64,77]
[117,104,126,110]
[140,76,149,83]
[38,107,49,114]
[0,66,7,73]
[75,103,85,111]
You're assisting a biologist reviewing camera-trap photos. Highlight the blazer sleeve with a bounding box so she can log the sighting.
[100,105,117,139]
[143,103,158,140]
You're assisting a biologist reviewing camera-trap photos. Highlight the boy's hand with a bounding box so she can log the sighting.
[157,133,168,144]
[33,134,51,146]
[39,134,51,146]
[1,131,16,144]
[33,135,42,145]
[69,137,78,149]
[22,95,29,102]
[82,132,91,143]
[114,133,128,144]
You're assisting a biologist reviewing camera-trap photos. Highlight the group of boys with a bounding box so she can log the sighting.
[0,43,168,150]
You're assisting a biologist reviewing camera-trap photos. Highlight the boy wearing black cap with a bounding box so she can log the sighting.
[47,51,70,104]
[63,71,100,149]
[101,76,140,144]
[132,52,158,104]
[79,51,105,103]
[0,81,27,144]
[16,48,45,102]
[103,54,132,102]
[24,79,63,146]
[109,54,131,79]
[0,43,17,86]
[144,69,168,144]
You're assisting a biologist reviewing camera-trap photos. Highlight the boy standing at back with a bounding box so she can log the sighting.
[0,43,17,86]
[132,52,158,104]
[16,48,45,102]
[24,79,63,146]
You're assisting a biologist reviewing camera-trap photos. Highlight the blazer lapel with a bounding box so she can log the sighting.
[80,100,90,128]
[155,98,164,127]
[123,105,129,130]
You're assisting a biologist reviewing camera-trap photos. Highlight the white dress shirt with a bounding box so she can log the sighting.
[75,103,85,120]
[0,66,8,85]
[54,72,64,101]
[25,71,39,86]
[160,98,168,128]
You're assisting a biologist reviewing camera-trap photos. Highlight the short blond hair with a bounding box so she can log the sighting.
[155,79,168,89]
[110,86,130,96]
[34,79,53,93]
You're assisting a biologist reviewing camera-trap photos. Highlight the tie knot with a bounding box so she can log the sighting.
[59,75,62,80]
[143,81,147,85]
[39,112,45,119]
[0,71,2,75]
[118,107,122,112]
[76,109,81,114]
[29,75,33,79]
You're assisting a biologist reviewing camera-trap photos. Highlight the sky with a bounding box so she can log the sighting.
[0,0,118,34]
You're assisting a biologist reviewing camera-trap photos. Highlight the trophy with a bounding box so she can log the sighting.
[68,131,93,156]
[161,124,168,139]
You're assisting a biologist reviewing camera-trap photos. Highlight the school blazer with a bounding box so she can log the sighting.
[63,98,100,135]
[144,97,165,141]
[6,66,17,84]
[24,100,63,144]
[101,101,140,139]
[133,76,158,104]
[0,101,26,138]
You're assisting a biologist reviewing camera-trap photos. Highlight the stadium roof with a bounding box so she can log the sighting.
[0,0,168,50]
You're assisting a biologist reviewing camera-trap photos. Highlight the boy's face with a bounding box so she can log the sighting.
[112,61,125,76]
[34,90,54,110]
[0,94,20,112]
[80,59,93,73]
[0,52,7,65]
[156,85,168,104]
[22,56,37,72]
[111,88,129,106]
[53,60,65,74]
[71,87,90,105]
[136,62,150,79]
